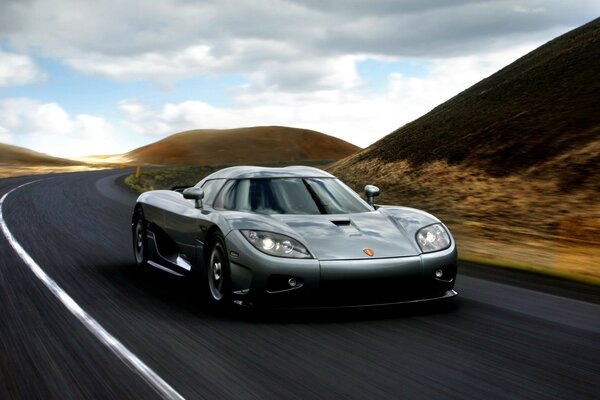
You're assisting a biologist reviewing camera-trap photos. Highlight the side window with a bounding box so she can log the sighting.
[200,179,225,206]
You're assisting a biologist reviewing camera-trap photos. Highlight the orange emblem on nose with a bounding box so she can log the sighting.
[363,248,375,257]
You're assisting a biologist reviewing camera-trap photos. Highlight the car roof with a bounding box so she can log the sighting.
[202,165,335,180]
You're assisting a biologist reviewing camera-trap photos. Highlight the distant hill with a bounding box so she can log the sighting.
[330,18,600,281]
[0,143,79,166]
[126,126,360,166]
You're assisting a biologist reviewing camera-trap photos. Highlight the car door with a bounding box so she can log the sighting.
[161,179,226,267]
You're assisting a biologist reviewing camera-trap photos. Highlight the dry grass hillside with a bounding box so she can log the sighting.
[0,143,93,178]
[0,143,79,166]
[126,126,360,166]
[330,18,600,283]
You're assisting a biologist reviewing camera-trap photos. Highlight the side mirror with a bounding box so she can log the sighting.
[183,187,204,209]
[364,185,380,206]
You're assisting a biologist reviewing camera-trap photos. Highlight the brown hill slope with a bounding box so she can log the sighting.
[339,17,600,185]
[126,126,360,165]
[0,143,79,166]
[331,18,600,282]
[0,143,93,178]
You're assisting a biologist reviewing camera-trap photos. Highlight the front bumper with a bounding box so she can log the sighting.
[225,230,458,308]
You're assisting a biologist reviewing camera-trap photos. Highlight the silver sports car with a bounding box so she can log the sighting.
[132,166,457,308]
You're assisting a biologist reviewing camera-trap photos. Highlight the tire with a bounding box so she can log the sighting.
[205,232,231,307]
[132,208,148,268]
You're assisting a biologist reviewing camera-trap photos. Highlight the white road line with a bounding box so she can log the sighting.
[0,180,185,400]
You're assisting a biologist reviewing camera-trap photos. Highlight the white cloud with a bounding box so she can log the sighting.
[1,0,598,90]
[0,40,548,157]
[119,100,237,137]
[0,126,12,144]
[66,39,363,91]
[67,45,221,87]
[0,50,46,86]
[118,43,538,148]
[0,1,598,155]
[0,98,129,157]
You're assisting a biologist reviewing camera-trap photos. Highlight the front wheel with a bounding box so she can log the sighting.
[205,232,231,306]
[132,209,148,268]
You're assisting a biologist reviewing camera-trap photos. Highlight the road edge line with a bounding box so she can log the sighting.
[0,180,185,400]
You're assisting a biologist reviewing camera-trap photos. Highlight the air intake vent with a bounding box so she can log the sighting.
[331,219,351,226]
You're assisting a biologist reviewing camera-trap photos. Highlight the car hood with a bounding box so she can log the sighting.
[271,212,420,260]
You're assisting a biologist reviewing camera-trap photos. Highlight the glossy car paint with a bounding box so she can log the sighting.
[133,166,458,307]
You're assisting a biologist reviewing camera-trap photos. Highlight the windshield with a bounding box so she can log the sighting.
[215,178,371,215]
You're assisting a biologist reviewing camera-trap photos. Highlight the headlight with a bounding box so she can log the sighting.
[240,230,312,259]
[416,224,451,253]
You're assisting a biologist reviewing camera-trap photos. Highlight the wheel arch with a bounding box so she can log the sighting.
[132,203,145,233]
[203,225,225,260]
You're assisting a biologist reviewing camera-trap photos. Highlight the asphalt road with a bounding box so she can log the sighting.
[0,169,598,399]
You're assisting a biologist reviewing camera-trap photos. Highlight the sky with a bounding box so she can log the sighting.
[0,1,598,158]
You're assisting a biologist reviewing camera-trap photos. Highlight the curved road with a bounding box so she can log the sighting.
[0,170,598,399]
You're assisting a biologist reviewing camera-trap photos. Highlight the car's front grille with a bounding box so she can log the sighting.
[317,277,436,306]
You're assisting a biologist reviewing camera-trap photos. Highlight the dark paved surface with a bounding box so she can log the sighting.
[0,170,598,399]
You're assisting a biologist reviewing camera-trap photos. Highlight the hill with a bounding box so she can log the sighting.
[0,143,80,166]
[126,126,360,166]
[0,143,99,178]
[330,18,600,283]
